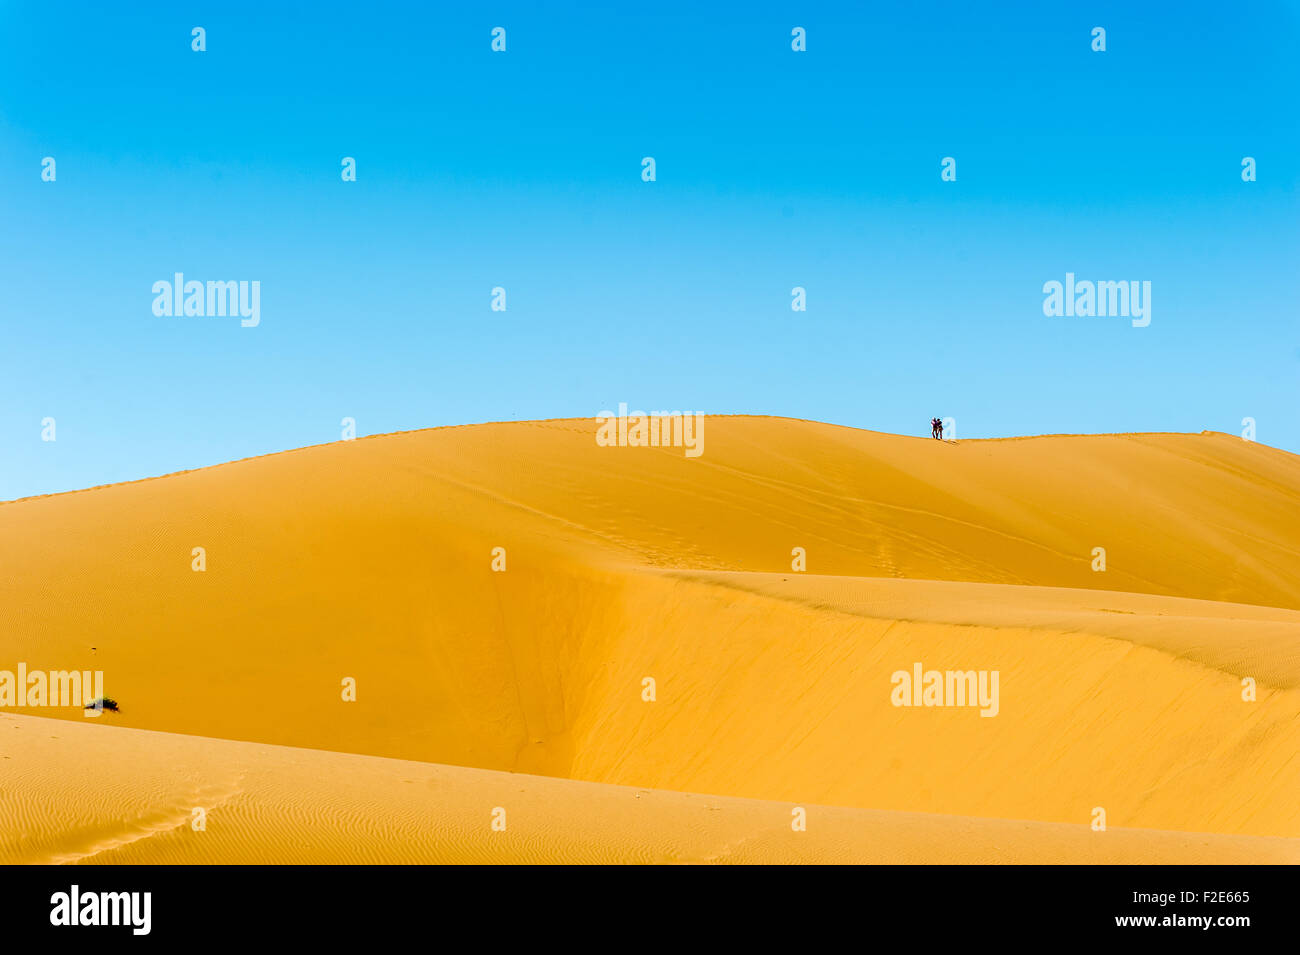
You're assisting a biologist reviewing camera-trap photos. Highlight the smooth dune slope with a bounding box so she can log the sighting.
[2,416,1298,861]
[4,715,1296,865]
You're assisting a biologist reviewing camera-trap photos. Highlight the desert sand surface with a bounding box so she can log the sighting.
[4,714,1296,865]
[2,416,1298,863]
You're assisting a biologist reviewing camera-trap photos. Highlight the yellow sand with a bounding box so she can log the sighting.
[1,417,1298,863]
[4,714,1296,865]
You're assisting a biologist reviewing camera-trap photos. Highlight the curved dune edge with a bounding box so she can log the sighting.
[663,570,1300,689]
[3,715,1295,865]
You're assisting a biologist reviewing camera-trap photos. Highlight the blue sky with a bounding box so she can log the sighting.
[2,1,1297,499]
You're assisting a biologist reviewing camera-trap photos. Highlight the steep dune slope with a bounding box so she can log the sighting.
[563,570,1300,836]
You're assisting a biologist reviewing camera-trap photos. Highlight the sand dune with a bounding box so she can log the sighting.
[4,715,1295,865]
[2,416,1298,862]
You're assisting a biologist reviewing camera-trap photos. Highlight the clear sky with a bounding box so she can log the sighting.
[2,1,1297,499]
